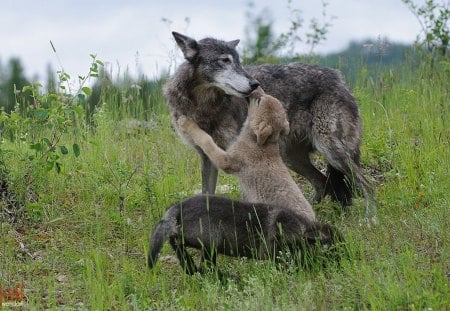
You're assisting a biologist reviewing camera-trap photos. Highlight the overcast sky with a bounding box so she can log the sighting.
[1,0,422,81]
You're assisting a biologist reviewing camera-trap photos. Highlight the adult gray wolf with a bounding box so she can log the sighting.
[163,32,376,222]
[177,86,315,222]
[147,195,343,275]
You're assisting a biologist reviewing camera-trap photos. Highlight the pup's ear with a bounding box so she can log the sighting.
[281,120,290,136]
[256,123,273,146]
[172,32,198,62]
[227,39,240,49]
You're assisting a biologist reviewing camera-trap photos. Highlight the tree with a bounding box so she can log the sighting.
[0,58,30,113]
[242,1,334,64]
[242,5,278,63]
[402,0,450,56]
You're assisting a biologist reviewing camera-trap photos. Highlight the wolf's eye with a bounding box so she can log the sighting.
[219,56,232,64]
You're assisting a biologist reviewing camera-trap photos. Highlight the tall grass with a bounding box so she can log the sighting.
[0,54,448,309]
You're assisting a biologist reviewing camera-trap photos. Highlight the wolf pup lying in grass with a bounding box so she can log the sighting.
[148,195,343,275]
[177,87,316,222]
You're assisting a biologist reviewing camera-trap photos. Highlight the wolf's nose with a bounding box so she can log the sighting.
[249,79,260,91]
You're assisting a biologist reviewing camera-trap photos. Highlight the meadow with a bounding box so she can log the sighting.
[0,53,449,309]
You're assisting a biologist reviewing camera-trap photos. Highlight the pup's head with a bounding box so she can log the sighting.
[297,223,347,269]
[303,223,344,247]
[172,32,260,97]
[248,87,290,146]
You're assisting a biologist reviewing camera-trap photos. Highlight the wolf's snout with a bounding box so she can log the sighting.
[249,79,260,91]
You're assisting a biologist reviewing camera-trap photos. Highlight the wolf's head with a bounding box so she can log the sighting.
[172,32,260,97]
[248,87,290,145]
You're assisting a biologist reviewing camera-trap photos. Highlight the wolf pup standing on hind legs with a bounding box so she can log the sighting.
[177,87,315,222]
[163,32,376,223]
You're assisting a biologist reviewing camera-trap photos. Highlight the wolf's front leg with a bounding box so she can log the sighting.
[198,149,218,194]
[177,116,237,174]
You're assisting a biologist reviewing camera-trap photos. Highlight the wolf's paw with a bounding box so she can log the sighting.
[359,215,378,228]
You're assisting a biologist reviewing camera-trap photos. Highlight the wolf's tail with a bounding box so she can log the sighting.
[148,216,176,270]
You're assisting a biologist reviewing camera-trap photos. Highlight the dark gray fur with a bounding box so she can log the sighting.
[147,195,342,274]
[163,32,376,222]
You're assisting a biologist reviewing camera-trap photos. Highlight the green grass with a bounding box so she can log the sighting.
[0,57,449,310]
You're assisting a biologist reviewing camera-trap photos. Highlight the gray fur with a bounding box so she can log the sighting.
[147,195,342,274]
[177,87,316,221]
[163,32,376,222]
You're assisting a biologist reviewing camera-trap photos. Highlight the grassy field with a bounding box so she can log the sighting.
[0,55,449,310]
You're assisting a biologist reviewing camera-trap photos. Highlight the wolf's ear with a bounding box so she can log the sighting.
[256,123,273,146]
[227,39,240,49]
[172,32,199,62]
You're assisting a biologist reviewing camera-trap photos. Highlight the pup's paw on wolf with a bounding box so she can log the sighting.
[177,115,198,133]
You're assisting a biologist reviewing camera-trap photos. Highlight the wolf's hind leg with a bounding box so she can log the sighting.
[326,164,353,208]
[310,93,376,222]
[314,139,376,223]
[285,144,327,203]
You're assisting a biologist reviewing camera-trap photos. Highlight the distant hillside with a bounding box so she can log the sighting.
[317,39,416,85]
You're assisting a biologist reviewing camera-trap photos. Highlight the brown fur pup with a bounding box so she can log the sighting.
[178,87,315,221]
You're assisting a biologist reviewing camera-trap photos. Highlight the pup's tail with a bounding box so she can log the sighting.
[148,217,176,270]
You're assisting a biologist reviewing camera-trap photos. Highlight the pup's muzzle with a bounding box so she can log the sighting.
[245,86,265,103]
[249,86,265,98]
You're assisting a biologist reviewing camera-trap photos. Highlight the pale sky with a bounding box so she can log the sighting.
[0,0,422,81]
